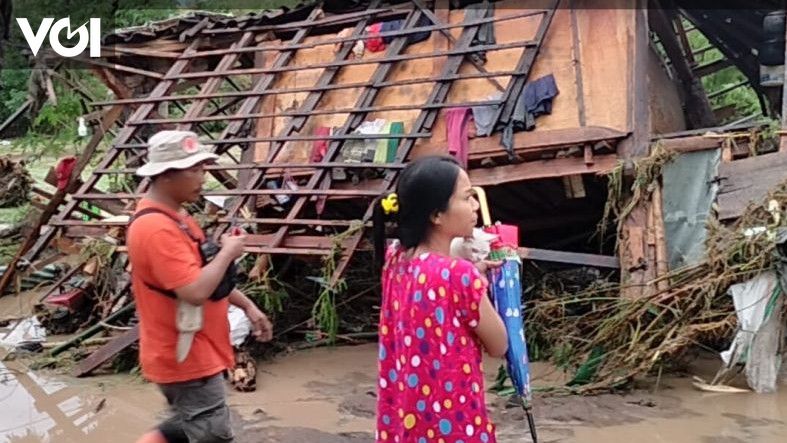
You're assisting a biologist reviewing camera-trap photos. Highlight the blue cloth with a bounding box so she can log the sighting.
[380,15,432,45]
[512,74,559,131]
[500,74,559,160]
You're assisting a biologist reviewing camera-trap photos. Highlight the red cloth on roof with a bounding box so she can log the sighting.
[55,156,77,191]
[445,107,471,168]
[311,126,331,163]
[366,22,385,52]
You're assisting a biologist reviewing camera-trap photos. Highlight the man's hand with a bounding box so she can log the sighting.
[244,304,273,342]
[219,232,247,259]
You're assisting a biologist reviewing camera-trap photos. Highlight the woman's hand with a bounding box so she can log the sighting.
[474,259,503,274]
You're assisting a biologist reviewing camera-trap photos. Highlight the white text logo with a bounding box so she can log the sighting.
[16,17,101,58]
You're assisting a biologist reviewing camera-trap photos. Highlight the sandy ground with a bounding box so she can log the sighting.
[1,342,786,443]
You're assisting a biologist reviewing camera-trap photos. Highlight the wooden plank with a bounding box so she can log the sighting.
[518,247,619,269]
[0,99,32,136]
[576,2,633,134]
[467,154,617,186]
[72,325,139,377]
[117,132,431,147]
[659,135,721,152]
[134,100,502,126]
[170,39,537,81]
[75,188,381,199]
[694,58,733,77]
[620,203,648,299]
[0,105,124,296]
[569,4,586,127]
[245,234,358,250]
[94,161,406,175]
[717,151,787,220]
[96,70,519,109]
[584,145,593,165]
[417,125,628,158]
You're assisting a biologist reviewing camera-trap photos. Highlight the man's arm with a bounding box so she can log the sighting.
[229,289,273,342]
[173,233,246,305]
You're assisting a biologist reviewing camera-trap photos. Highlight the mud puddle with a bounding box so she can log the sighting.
[1,344,786,442]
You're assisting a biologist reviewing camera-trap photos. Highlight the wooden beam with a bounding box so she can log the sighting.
[418,125,628,159]
[0,99,32,136]
[73,326,140,377]
[245,234,357,250]
[650,3,715,129]
[168,39,537,81]
[658,135,721,152]
[569,3,587,127]
[518,247,619,269]
[467,154,618,186]
[694,58,733,77]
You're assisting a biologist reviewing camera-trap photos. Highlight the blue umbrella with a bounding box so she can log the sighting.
[474,187,537,442]
[489,257,537,442]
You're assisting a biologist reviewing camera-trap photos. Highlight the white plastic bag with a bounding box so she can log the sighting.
[720,271,783,393]
[450,228,498,262]
[228,305,252,347]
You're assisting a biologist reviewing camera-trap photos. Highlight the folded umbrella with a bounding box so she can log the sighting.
[473,186,538,443]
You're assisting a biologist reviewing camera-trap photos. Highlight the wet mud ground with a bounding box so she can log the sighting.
[1,343,786,443]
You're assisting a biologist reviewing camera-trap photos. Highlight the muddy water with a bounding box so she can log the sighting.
[1,344,786,442]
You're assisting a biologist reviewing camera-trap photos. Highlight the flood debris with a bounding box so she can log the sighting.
[0,156,32,208]
[528,144,787,394]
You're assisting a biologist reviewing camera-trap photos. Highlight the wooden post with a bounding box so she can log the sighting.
[620,203,648,299]
[652,183,669,292]
[780,18,787,152]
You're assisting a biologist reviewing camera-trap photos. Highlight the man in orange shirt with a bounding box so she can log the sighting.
[128,130,273,443]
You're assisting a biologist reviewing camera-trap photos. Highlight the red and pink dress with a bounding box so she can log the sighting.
[376,240,497,443]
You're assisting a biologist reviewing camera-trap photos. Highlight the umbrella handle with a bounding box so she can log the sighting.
[472,186,492,227]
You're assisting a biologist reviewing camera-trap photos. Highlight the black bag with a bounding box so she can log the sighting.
[129,207,236,301]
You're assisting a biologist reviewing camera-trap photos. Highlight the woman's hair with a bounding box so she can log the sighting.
[373,155,461,270]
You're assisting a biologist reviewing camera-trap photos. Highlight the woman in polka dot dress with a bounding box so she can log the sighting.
[372,156,508,443]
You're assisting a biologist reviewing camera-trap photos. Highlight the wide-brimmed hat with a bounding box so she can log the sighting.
[135,130,219,177]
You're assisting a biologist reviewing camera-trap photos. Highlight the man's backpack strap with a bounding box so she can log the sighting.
[128,207,200,299]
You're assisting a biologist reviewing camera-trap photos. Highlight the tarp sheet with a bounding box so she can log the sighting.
[661,149,721,269]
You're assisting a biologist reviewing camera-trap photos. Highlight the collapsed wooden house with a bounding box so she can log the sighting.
[5,0,787,297]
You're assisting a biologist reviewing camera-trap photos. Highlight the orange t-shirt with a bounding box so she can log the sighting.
[126,198,234,384]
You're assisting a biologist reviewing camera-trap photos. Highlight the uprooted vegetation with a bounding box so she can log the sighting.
[526,146,787,393]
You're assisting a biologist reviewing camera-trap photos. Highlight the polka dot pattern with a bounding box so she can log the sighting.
[376,241,496,443]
